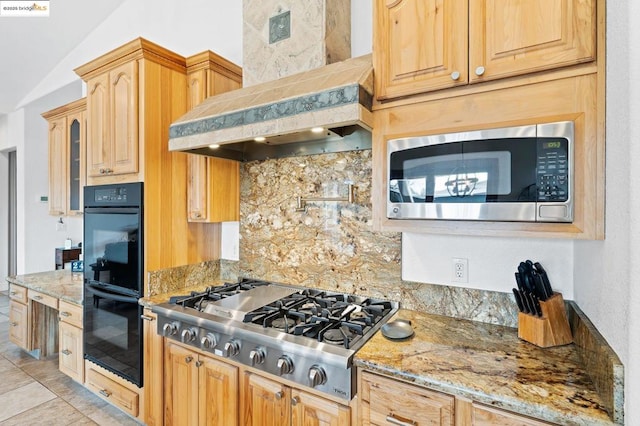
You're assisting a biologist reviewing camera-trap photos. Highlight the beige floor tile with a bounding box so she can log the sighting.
[0,368,35,395]
[0,397,91,425]
[0,381,56,422]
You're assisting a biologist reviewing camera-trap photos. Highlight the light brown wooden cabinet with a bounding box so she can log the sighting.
[242,371,350,426]
[165,341,239,426]
[58,300,83,383]
[185,51,242,223]
[374,0,596,100]
[9,298,29,350]
[142,310,163,426]
[85,60,139,180]
[359,371,553,426]
[42,98,86,216]
[360,371,454,425]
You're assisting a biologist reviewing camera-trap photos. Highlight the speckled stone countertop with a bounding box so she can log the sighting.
[355,309,615,426]
[138,280,228,308]
[6,269,84,305]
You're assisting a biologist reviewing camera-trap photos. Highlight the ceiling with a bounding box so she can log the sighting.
[0,0,127,114]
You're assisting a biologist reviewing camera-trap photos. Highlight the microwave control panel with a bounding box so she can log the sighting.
[536,138,569,202]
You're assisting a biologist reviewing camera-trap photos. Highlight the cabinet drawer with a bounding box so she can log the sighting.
[9,284,27,303]
[58,300,83,328]
[28,289,58,309]
[85,363,139,417]
[361,371,455,426]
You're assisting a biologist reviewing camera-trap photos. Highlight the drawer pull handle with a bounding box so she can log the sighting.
[9,291,17,296]
[10,322,18,327]
[140,314,155,321]
[61,349,71,356]
[60,311,71,317]
[99,389,112,398]
[33,295,43,300]
[386,414,416,426]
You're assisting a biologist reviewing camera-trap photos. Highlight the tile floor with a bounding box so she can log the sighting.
[0,291,141,425]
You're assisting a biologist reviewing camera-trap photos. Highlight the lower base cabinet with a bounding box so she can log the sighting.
[58,300,83,383]
[242,371,351,426]
[85,360,143,420]
[359,371,553,426]
[164,341,239,426]
[8,300,29,350]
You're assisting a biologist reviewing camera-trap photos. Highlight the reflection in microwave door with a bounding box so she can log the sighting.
[390,178,426,203]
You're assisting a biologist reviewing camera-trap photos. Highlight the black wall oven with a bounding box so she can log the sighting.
[83,182,143,387]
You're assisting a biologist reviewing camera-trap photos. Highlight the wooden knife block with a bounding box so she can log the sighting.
[518,293,573,348]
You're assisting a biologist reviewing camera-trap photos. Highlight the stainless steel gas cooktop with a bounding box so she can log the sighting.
[152,278,398,400]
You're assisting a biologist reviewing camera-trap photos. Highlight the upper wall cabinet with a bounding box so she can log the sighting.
[374,0,596,101]
[85,61,139,180]
[42,98,86,216]
[185,51,242,223]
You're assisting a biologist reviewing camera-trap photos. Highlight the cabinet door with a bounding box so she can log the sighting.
[87,73,110,177]
[199,355,239,426]
[242,372,290,426]
[469,0,596,83]
[187,154,209,221]
[472,403,553,425]
[8,301,29,350]
[143,310,164,426]
[360,371,454,425]
[66,110,85,214]
[291,389,350,426]
[109,61,139,176]
[165,342,199,426]
[48,116,67,216]
[59,321,83,383]
[374,0,468,100]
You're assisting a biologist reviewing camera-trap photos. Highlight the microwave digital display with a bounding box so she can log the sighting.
[387,121,574,223]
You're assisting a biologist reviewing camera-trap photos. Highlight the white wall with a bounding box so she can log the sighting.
[403,234,574,297]
[0,114,8,287]
[19,0,243,108]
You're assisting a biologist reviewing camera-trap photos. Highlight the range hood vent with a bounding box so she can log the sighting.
[168,54,374,162]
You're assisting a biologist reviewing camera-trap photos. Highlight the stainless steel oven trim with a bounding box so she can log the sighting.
[386,121,574,223]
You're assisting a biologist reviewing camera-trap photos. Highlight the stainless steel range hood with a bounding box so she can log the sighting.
[168,54,373,162]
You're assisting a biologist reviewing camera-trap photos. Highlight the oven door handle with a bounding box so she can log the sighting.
[89,286,139,304]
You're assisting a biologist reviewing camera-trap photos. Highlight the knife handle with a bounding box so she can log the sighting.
[512,288,525,312]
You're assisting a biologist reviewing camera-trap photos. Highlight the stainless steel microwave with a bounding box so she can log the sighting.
[387,121,574,222]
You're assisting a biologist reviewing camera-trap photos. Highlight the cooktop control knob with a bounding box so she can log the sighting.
[200,333,217,349]
[181,327,197,343]
[223,340,240,357]
[308,365,327,388]
[249,348,266,366]
[162,322,179,336]
[276,355,294,376]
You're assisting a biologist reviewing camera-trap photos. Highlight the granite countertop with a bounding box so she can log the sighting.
[355,309,615,426]
[6,269,84,305]
[138,279,228,307]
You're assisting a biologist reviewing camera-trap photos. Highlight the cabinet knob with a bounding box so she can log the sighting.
[291,396,300,406]
[450,71,461,81]
[195,360,203,368]
[475,66,486,76]
[140,314,154,321]
[99,168,105,174]
[275,391,284,400]
[185,355,194,364]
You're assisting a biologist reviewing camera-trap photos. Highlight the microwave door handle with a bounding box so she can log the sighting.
[89,286,139,304]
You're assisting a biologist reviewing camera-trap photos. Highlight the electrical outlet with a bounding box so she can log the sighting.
[452,257,468,283]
